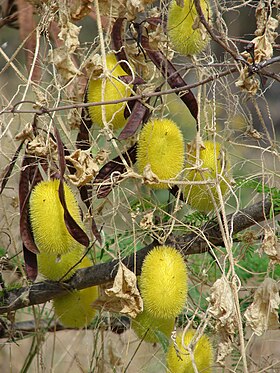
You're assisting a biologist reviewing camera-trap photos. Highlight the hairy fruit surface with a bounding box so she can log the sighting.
[87,53,132,129]
[132,308,174,343]
[30,179,85,255]
[53,257,98,328]
[139,246,187,319]
[166,329,213,373]
[38,248,84,281]
[167,0,211,56]
[137,119,184,189]
[184,141,231,212]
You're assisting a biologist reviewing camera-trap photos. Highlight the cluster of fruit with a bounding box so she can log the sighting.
[29,179,98,328]
[88,52,231,213]
[134,245,213,372]
[29,180,213,370]
[27,1,217,370]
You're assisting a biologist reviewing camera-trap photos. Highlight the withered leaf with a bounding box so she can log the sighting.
[76,107,92,150]
[54,127,90,248]
[207,277,238,364]
[94,144,137,198]
[92,262,143,318]
[58,178,90,248]
[244,278,280,336]
[118,75,146,85]
[23,244,38,281]
[66,149,99,187]
[0,140,24,195]
[111,18,131,75]
[54,127,66,177]
[80,185,102,245]
[260,228,280,264]
[19,155,39,255]
[118,101,149,140]
[141,35,198,121]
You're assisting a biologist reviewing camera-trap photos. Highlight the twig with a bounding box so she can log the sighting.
[0,67,238,116]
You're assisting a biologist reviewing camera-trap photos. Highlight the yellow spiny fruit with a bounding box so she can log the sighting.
[166,329,213,373]
[87,53,132,129]
[137,119,185,189]
[38,248,84,281]
[184,141,231,212]
[139,246,187,319]
[29,179,85,255]
[53,257,98,328]
[132,308,175,343]
[167,0,211,56]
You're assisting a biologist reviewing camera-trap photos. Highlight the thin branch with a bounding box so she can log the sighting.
[0,197,273,315]
[193,0,240,60]
[0,316,130,339]
[0,68,238,115]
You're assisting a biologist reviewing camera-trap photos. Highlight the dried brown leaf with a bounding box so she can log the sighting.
[236,1,279,94]
[23,245,38,281]
[244,278,280,336]
[26,135,57,157]
[142,164,160,186]
[15,123,33,141]
[66,149,99,187]
[50,47,82,82]
[207,277,238,364]
[260,228,280,264]
[58,20,80,53]
[93,262,143,318]
[0,141,24,195]
[95,149,110,165]
[98,0,147,20]
[54,127,90,248]
[70,0,93,21]
[84,54,103,79]
[118,101,149,140]
[139,211,154,230]
[235,67,260,95]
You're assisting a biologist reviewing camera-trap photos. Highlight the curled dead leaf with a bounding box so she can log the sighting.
[246,128,263,140]
[66,149,99,187]
[70,0,93,21]
[207,277,237,364]
[142,164,160,186]
[98,0,147,20]
[140,211,154,230]
[260,228,280,264]
[235,67,260,95]
[26,135,57,157]
[236,1,278,95]
[85,54,103,79]
[50,47,82,81]
[15,123,33,141]
[49,17,82,81]
[92,262,143,318]
[244,278,280,336]
[95,149,110,165]
[58,20,80,52]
